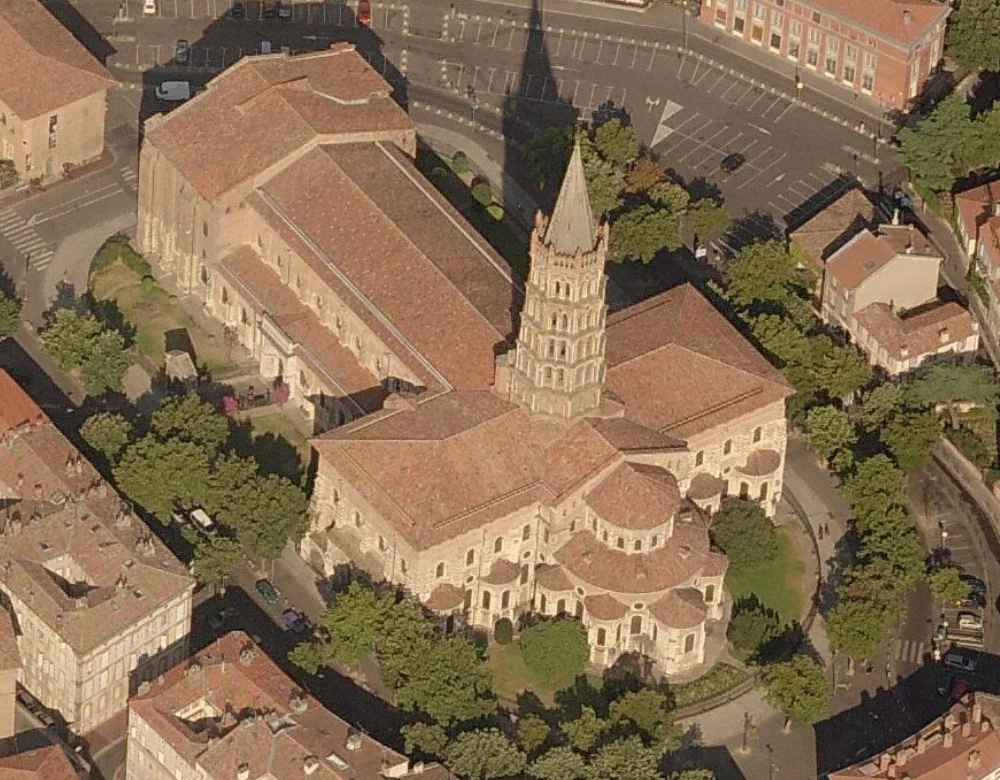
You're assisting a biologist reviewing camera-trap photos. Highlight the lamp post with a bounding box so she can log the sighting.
[682,1,692,48]
[466,85,478,123]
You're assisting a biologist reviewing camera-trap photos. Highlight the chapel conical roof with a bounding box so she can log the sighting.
[544,140,597,255]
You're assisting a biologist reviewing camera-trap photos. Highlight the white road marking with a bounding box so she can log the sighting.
[650,100,684,147]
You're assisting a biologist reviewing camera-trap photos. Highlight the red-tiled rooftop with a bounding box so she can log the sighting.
[584,462,680,531]
[649,588,707,629]
[853,301,977,361]
[807,0,947,47]
[0,745,78,780]
[824,229,900,291]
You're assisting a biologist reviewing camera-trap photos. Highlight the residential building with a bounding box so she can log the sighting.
[0,610,17,742]
[138,46,794,675]
[0,746,79,779]
[0,0,115,183]
[0,370,194,735]
[955,182,1000,342]
[795,203,978,375]
[698,0,949,110]
[829,694,1000,780]
[125,630,454,780]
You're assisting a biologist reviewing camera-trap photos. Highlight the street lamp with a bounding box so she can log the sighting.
[682,1,692,48]
[466,85,478,124]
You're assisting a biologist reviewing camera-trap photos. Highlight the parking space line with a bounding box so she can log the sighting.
[630,46,639,69]
[760,95,785,118]
[718,79,743,101]
[646,48,656,72]
[553,31,563,57]
[677,126,733,163]
[688,58,701,83]
[737,151,787,190]
[571,80,581,105]
[703,72,727,94]
[773,100,797,124]
[659,115,711,155]
[675,53,689,79]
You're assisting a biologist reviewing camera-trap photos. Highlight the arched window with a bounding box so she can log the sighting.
[539,594,547,613]
[520,565,529,585]
[558,342,566,359]
[759,482,769,501]
[575,601,583,618]
[616,537,624,549]
[596,628,606,646]
[354,336,362,352]
[494,537,503,554]
[335,315,343,333]
[556,369,565,386]
[652,624,658,641]
[705,584,715,603]
[482,591,491,609]
[353,511,361,527]
[564,284,572,298]
[561,314,568,330]
[200,265,209,284]
[570,521,576,533]
[550,313,558,328]
[436,562,445,579]
[651,535,658,548]
[522,524,531,541]
[400,559,407,574]
[221,287,229,305]
[723,439,732,455]
[630,616,642,635]
[684,634,695,653]
[740,482,750,499]
[753,426,762,443]
[616,625,622,642]
[299,371,308,390]
[556,599,566,615]
[241,307,248,325]
[464,590,472,610]
[555,281,561,296]
[466,549,475,566]
[501,591,510,608]
[633,540,642,552]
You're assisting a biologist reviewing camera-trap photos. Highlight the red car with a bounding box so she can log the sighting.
[357,0,371,25]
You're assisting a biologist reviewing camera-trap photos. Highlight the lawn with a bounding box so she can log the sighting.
[725,528,807,621]
[671,663,749,710]
[249,412,311,467]
[486,642,601,707]
[90,266,236,373]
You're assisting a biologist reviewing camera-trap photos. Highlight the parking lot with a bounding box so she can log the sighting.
[123,0,406,29]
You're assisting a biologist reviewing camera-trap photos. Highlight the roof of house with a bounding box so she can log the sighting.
[544,141,596,255]
[584,593,629,621]
[0,745,79,780]
[129,631,450,780]
[649,588,707,629]
[829,694,1000,780]
[584,462,681,531]
[0,0,114,119]
[879,224,938,258]
[143,44,413,200]
[824,228,901,290]
[249,141,519,392]
[807,0,948,47]
[955,181,1000,268]
[788,187,875,271]
[604,284,793,439]
[853,300,978,362]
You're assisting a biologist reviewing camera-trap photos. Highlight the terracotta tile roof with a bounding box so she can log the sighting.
[0,608,20,672]
[535,564,573,592]
[853,301,978,362]
[251,142,519,391]
[829,694,1000,780]
[312,391,621,549]
[806,0,948,47]
[423,583,465,611]
[0,371,46,433]
[482,559,520,585]
[584,463,680,531]
[649,588,707,629]
[955,181,1000,269]
[129,631,444,780]
[687,473,726,500]
[217,247,386,414]
[736,448,782,477]
[0,745,78,780]
[789,187,875,272]
[554,515,726,594]
[605,285,792,439]
[584,593,629,620]
[824,229,899,291]
[144,44,413,200]
[586,418,687,453]
[0,0,115,119]
[878,224,938,258]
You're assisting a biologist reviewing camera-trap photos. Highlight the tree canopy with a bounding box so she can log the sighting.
[761,654,831,724]
[80,412,133,462]
[907,362,999,427]
[519,618,591,690]
[529,746,588,780]
[927,565,971,605]
[41,308,132,396]
[726,240,802,308]
[192,536,242,588]
[592,118,639,167]
[945,0,1000,72]
[442,729,527,780]
[113,436,211,521]
[609,204,683,263]
[151,393,231,454]
[709,499,780,572]
[0,292,22,339]
[806,405,857,473]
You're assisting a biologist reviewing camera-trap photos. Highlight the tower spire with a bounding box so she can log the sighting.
[505,141,610,424]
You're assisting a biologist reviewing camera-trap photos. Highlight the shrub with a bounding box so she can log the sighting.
[0,159,17,190]
[451,151,470,175]
[487,203,505,221]
[141,275,157,293]
[493,618,514,645]
[471,180,494,207]
[519,617,589,690]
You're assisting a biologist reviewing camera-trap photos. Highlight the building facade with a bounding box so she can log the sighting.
[0,370,194,735]
[955,182,1000,347]
[126,631,453,780]
[698,0,948,110]
[0,0,115,183]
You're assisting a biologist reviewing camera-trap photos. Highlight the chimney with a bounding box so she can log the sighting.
[939,327,950,344]
[237,763,251,780]
[903,9,912,24]
[346,731,363,751]
[969,750,982,770]
[973,703,983,723]
[304,756,320,775]
[879,754,893,772]
[892,208,901,226]
[962,722,973,738]
[897,751,908,768]
[33,484,42,499]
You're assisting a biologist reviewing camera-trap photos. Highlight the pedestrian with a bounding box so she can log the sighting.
[824,523,831,537]
[818,525,824,540]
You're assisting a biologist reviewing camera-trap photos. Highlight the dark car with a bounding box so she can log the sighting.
[175,39,190,64]
[720,153,746,174]
[281,609,307,634]
[958,592,987,609]
[277,0,291,17]
[230,1,245,16]
[263,0,277,17]
[255,578,280,605]
[961,574,987,596]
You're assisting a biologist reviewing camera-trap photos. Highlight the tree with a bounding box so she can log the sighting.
[0,159,17,190]
[0,292,21,339]
[529,747,588,780]
[592,118,638,167]
[907,362,999,427]
[761,654,831,725]
[585,735,662,780]
[582,153,626,217]
[647,181,690,213]
[825,595,892,660]
[41,308,103,370]
[443,729,526,780]
[524,126,573,193]
[80,412,133,461]
[945,0,1000,72]
[192,536,242,589]
[301,582,395,668]
[151,393,230,454]
[898,94,976,193]
[708,499,779,572]
[927,566,971,605]
[81,329,132,395]
[224,473,309,559]
[883,408,941,474]
[685,199,731,243]
[402,722,449,757]
[750,314,816,368]
[727,598,783,663]
[562,706,609,753]
[805,405,857,471]
[625,157,665,194]
[519,618,590,690]
[203,453,258,516]
[516,716,551,755]
[609,205,682,262]
[860,383,905,431]
[726,240,802,308]
[813,346,872,401]
[842,455,909,522]
[608,688,679,750]
[114,436,211,521]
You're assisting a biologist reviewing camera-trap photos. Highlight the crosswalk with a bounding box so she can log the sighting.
[893,638,927,666]
[0,208,53,272]
[120,164,138,191]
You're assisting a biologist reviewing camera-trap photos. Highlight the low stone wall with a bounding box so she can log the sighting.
[934,438,1000,526]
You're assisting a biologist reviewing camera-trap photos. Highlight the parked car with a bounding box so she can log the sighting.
[957,590,987,609]
[961,574,987,597]
[277,1,292,17]
[255,578,280,605]
[944,652,977,673]
[208,607,238,631]
[263,0,278,17]
[143,0,157,15]
[154,81,192,102]
[230,1,245,17]
[281,609,307,634]
[937,673,970,700]
[357,0,371,25]
[175,39,190,64]
[720,153,745,174]
[958,612,984,632]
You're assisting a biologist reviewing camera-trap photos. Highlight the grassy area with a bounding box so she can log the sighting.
[249,412,311,467]
[486,642,602,706]
[725,529,806,621]
[671,663,749,709]
[90,265,236,373]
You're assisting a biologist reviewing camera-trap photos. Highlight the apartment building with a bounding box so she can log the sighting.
[125,631,453,780]
[698,0,949,110]
[0,370,194,735]
[0,0,116,183]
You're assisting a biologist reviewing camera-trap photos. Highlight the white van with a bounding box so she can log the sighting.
[155,81,191,102]
[190,508,218,537]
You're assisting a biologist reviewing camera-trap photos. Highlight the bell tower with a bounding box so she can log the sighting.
[508,140,609,424]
